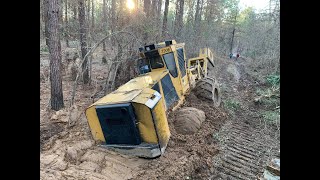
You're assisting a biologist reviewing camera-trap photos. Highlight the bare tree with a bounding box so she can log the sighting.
[144,0,151,16]
[91,0,95,30]
[78,0,89,84]
[102,0,107,51]
[87,0,91,23]
[73,5,77,21]
[151,0,157,14]
[174,0,185,37]
[162,0,169,37]
[157,0,162,18]
[193,0,203,48]
[59,0,63,29]
[194,0,201,27]
[65,0,69,47]
[43,0,50,47]
[47,0,64,110]
[111,0,116,34]
[229,8,239,55]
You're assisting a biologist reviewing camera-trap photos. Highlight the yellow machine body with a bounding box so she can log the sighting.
[85,40,215,157]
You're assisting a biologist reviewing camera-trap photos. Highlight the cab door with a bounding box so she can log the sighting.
[175,45,189,95]
[159,46,183,98]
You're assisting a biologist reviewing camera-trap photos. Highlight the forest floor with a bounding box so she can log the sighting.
[40,42,280,180]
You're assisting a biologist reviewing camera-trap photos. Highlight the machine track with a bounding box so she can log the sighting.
[210,119,278,180]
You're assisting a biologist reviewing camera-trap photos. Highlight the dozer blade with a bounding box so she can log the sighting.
[193,77,221,107]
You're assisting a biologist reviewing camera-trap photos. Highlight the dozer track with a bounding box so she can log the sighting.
[210,120,279,180]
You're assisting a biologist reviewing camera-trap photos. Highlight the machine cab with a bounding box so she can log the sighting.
[137,40,176,75]
[137,40,190,103]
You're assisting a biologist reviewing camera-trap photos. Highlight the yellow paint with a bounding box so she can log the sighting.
[85,106,106,142]
[159,46,172,55]
[171,46,184,98]
[174,43,190,95]
[132,103,158,143]
[181,75,190,94]
[199,48,214,63]
[132,88,157,104]
[152,98,170,148]
[90,70,168,107]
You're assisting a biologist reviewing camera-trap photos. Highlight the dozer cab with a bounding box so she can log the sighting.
[85,40,221,158]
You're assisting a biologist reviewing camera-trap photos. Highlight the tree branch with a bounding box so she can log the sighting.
[69,30,142,106]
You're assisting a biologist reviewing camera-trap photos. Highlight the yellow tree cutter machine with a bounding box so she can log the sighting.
[85,40,221,158]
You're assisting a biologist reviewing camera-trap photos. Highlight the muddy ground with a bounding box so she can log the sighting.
[40,43,279,179]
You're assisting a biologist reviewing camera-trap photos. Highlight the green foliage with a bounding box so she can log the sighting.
[225,99,241,111]
[238,7,255,27]
[256,85,279,107]
[262,110,280,124]
[221,0,240,23]
[266,74,280,87]
[40,46,49,52]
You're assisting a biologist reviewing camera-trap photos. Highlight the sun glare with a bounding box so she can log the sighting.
[126,0,135,10]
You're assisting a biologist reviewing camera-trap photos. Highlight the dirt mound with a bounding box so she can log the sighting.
[40,122,148,180]
[174,107,205,135]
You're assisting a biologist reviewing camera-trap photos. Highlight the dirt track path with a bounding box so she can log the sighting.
[210,117,278,179]
[210,58,279,179]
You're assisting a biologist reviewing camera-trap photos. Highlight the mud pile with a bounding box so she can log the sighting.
[174,107,206,135]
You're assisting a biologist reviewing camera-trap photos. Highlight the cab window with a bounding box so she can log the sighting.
[149,56,164,69]
[163,52,178,78]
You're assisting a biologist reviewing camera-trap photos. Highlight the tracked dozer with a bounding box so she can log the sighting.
[85,40,221,158]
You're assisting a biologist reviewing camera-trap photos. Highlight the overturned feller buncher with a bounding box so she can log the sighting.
[85,40,221,158]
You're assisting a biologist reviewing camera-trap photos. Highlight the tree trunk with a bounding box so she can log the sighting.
[174,0,179,35]
[118,0,124,28]
[111,0,116,33]
[205,0,214,24]
[87,0,90,23]
[91,0,95,30]
[230,28,235,54]
[102,0,107,51]
[65,0,69,47]
[144,0,150,16]
[143,0,151,42]
[152,0,157,14]
[40,1,43,39]
[157,0,162,29]
[47,0,64,110]
[186,0,195,35]
[162,0,169,37]
[230,13,238,54]
[157,0,162,17]
[59,0,63,28]
[43,0,50,47]
[195,0,204,32]
[174,0,184,36]
[73,5,77,20]
[78,0,89,84]
[110,0,116,45]
[194,0,200,27]
[193,0,203,49]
